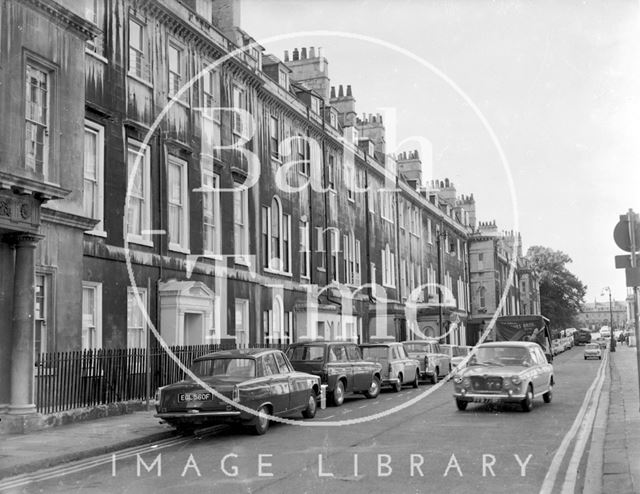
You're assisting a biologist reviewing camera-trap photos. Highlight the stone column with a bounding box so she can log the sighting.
[7,233,41,415]
[0,241,15,413]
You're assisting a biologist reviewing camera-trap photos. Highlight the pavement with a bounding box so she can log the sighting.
[600,344,640,494]
[0,346,639,493]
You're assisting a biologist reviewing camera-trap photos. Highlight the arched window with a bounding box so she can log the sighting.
[479,286,487,308]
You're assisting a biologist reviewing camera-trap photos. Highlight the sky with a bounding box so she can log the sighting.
[241,0,640,304]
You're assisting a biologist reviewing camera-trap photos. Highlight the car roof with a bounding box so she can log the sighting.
[478,341,541,349]
[360,342,399,347]
[287,341,356,346]
[194,348,280,360]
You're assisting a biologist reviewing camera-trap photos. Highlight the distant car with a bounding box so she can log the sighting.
[452,341,554,412]
[285,341,382,406]
[584,343,602,360]
[402,340,452,383]
[360,342,420,392]
[154,349,320,435]
[575,330,592,346]
[600,327,611,339]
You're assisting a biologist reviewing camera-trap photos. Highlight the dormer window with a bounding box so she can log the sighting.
[278,68,288,88]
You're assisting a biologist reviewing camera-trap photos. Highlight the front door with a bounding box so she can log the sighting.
[184,313,203,345]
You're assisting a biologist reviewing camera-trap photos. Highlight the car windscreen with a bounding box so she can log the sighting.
[361,346,388,361]
[470,346,530,365]
[190,358,256,378]
[287,345,325,361]
[403,343,427,353]
[586,344,599,349]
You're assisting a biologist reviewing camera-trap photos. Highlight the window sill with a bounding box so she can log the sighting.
[85,49,108,64]
[263,267,293,278]
[85,229,107,238]
[169,244,191,255]
[202,252,223,261]
[126,237,154,248]
[168,95,190,109]
[127,73,154,89]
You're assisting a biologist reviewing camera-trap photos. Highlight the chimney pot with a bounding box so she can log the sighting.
[284,50,289,61]
[338,85,344,98]
[309,47,316,58]
[331,86,336,98]
[292,48,299,61]
[346,85,352,97]
[301,47,307,59]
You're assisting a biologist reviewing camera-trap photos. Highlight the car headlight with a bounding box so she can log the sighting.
[511,376,522,385]
[454,375,463,384]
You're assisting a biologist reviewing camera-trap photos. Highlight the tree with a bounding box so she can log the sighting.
[526,246,587,329]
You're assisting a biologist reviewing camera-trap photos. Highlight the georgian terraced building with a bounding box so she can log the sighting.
[0,0,540,421]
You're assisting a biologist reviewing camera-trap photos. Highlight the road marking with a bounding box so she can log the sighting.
[560,354,608,493]
[324,415,335,419]
[342,409,352,415]
[0,436,189,492]
[538,352,608,494]
[359,405,367,409]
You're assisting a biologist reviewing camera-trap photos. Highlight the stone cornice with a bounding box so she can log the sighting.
[0,170,70,202]
[41,208,99,231]
[23,0,102,40]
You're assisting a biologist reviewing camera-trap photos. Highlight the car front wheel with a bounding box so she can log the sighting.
[365,376,381,399]
[431,368,439,384]
[456,399,468,411]
[332,381,345,406]
[412,370,419,388]
[302,391,317,418]
[521,385,534,412]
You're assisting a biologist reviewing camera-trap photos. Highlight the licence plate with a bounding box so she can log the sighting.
[178,392,212,402]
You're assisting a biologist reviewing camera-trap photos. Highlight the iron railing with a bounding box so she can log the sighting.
[35,343,287,414]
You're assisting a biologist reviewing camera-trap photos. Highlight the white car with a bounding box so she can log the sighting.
[584,343,602,360]
[599,327,611,339]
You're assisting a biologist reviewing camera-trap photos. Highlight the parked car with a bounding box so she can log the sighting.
[154,348,320,435]
[599,326,611,339]
[583,343,602,360]
[285,341,382,406]
[451,346,472,368]
[452,341,554,412]
[360,342,420,392]
[441,344,471,368]
[402,340,451,384]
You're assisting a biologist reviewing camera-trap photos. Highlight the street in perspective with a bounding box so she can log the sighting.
[1,1,640,493]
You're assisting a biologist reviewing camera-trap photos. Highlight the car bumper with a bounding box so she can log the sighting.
[155,411,242,419]
[453,392,526,403]
[382,377,401,387]
[584,354,601,359]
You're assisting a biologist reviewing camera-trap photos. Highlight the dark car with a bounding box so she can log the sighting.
[285,341,382,406]
[359,342,420,392]
[154,348,320,435]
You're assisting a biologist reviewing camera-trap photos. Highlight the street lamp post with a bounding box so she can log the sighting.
[603,287,615,352]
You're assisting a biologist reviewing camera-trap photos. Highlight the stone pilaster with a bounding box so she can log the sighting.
[6,233,42,415]
[0,241,15,413]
